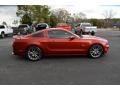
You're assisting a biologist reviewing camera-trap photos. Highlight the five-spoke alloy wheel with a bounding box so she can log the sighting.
[26,46,43,61]
[89,44,104,58]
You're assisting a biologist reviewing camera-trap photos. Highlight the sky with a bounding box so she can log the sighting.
[0,0,120,26]
[0,6,19,26]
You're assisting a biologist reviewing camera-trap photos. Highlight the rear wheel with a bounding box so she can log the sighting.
[89,44,104,58]
[26,46,43,61]
[1,32,5,38]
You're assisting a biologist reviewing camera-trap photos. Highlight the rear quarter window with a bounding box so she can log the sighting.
[32,32,44,37]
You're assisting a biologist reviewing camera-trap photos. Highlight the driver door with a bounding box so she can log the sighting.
[46,29,84,55]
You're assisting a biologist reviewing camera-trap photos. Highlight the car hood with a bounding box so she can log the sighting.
[82,35,108,42]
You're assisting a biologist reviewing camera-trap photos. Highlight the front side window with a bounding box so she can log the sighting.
[48,30,75,38]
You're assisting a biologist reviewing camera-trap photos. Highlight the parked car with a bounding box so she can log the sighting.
[75,23,97,36]
[13,24,33,35]
[56,23,71,31]
[35,23,49,31]
[12,28,109,61]
[0,25,13,38]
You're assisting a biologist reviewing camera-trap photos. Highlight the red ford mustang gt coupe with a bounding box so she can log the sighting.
[12,28,109,61]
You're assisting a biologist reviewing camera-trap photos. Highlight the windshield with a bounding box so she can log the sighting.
[37,24,47,28]
[0,25,5,29]
[68,30,80,38]
[18,25,28,28]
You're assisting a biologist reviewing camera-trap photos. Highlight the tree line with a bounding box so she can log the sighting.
[16,5,120,28]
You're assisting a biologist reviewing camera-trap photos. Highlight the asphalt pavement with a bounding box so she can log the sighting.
[0,30,120,85]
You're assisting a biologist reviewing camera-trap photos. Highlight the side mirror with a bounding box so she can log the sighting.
[69,36,75,40]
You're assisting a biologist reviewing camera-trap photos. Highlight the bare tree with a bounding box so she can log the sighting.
[103,10,116,19]
[102,10,116,28]
[12,20,19,26]
[51,8,71,23]
[72,12,86,23]
[2,21,7,26]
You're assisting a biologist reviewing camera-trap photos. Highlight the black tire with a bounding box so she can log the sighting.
[1,32,5,38]
[80,29,83,35]
[89,44,104,58]
[26,46,43,61]
[81,30,85,35]
[91,31,95,36]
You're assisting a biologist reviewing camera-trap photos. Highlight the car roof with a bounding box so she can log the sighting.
[81,23,91,25]
[30,28,67,34]
[19,24,29,26]
[27,28,80,38]
[46,28,68,31]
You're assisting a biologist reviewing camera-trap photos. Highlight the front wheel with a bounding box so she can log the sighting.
[26,46,43,61]
[89,44,104,58]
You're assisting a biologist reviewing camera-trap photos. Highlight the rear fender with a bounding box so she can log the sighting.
[25,43,44,54]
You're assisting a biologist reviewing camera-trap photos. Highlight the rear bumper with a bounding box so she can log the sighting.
[12,43,25,56]
[12,49,25,56]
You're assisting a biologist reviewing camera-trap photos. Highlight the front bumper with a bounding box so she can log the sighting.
[104,44,109,53]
